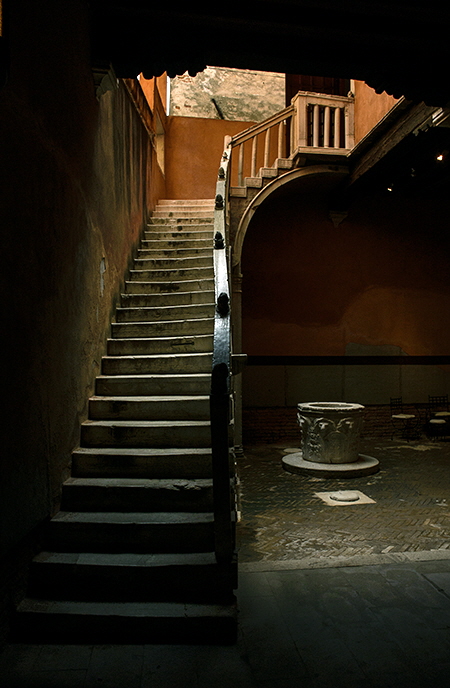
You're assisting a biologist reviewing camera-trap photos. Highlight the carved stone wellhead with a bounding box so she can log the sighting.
[297,402,364,464]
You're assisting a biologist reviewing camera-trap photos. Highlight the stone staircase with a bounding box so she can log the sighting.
[12,199,237,645]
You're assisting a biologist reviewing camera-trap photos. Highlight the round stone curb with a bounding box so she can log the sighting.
[281,451,380,478]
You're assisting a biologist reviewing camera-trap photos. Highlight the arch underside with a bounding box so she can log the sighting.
[232,165,349,269]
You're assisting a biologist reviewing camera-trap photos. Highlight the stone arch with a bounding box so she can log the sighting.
[232,165,349,270]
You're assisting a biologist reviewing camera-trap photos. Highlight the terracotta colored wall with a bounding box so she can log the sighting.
[164,116,255,199]
[0,1,159,563]
[354,80,398,144]
[139,74,167,113]
[241,189,450,358]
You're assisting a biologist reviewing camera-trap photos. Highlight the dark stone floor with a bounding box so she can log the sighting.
[2,438,450,687]
[237,438,450,566]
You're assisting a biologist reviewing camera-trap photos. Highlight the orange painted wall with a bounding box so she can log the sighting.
[139,74,167,112]
[354,80,398,144]
[164,116,255,199]
[241,188,450,357]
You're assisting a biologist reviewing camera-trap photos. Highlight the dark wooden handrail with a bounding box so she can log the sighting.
[210,146,234,564]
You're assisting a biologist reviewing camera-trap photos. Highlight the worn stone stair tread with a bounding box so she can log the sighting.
[141,240,213,248]
[96,373,210,382]
[116,303,215,320]
[111,317,214,328]
[71,446,213,478]
[82,419,210,428]
[102,353,212,362]
[107,332,213,356]
[32,550,219,566]
[129,268,214,280]
[120,290,215,303]
[106,337,212,356]
[134,256,213,267]
[63,477,212,488]
[102,353,212,365]
[51,511,213,524]
[137,243,213,251]
[107,334,213,346]
[72,446,211,456]
[89,394,209,403]
[124,279,214,293]
[116,303,215,311]
[95,373,211,396]
[16,597,236,618]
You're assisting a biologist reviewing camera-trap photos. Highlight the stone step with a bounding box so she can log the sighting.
[27,551,236,603]
[137,247,213,259]
[157,199,214,206]
[43,511,215,553]
[12,597,237,644]
[115,303,215,322]
[71,447,213,479]
[151,209,214,219]
[140,232,213,243]
[107,334,213,356]
[128,267,213,281]
[95,373,211,397]
[110,318,214,339]
[88,395,210,420]
[102,352,212,375]
[61,477,214,512]
[141,237,212,249]
[148,217,213,226]
[133,255,212,270]
[124,278,214,294]
[120,290,214,307]
[80,419,211,448]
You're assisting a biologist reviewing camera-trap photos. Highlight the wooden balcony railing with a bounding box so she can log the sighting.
[228,91,354,186]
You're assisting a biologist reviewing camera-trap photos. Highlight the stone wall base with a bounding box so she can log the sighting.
[242,404,420,444]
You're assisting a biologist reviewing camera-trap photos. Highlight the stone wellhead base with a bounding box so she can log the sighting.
[282,452,380,478]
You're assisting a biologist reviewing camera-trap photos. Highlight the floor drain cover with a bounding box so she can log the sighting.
[315,490,376,506]
[330,491,360,502]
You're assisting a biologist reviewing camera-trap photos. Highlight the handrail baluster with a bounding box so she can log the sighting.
[264,127,271,168]
[251,136,257,177]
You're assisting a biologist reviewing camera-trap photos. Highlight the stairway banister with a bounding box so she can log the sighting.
[211,145,234,564]
[230,104,295,147]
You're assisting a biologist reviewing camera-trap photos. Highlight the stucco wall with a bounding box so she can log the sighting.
[170,66,285,122]
[164,116,255,199]
[0,1,161,558]
[354,80,398,144]
[240,182,450,406]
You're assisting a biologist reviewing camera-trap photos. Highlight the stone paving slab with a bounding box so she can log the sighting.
[236,438,450,564]
[3,559,450,687]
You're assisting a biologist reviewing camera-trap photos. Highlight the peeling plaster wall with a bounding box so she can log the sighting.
[0,1,159,561]
[170,66,285,122]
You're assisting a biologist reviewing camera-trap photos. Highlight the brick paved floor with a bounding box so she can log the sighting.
[236,438,450,564]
